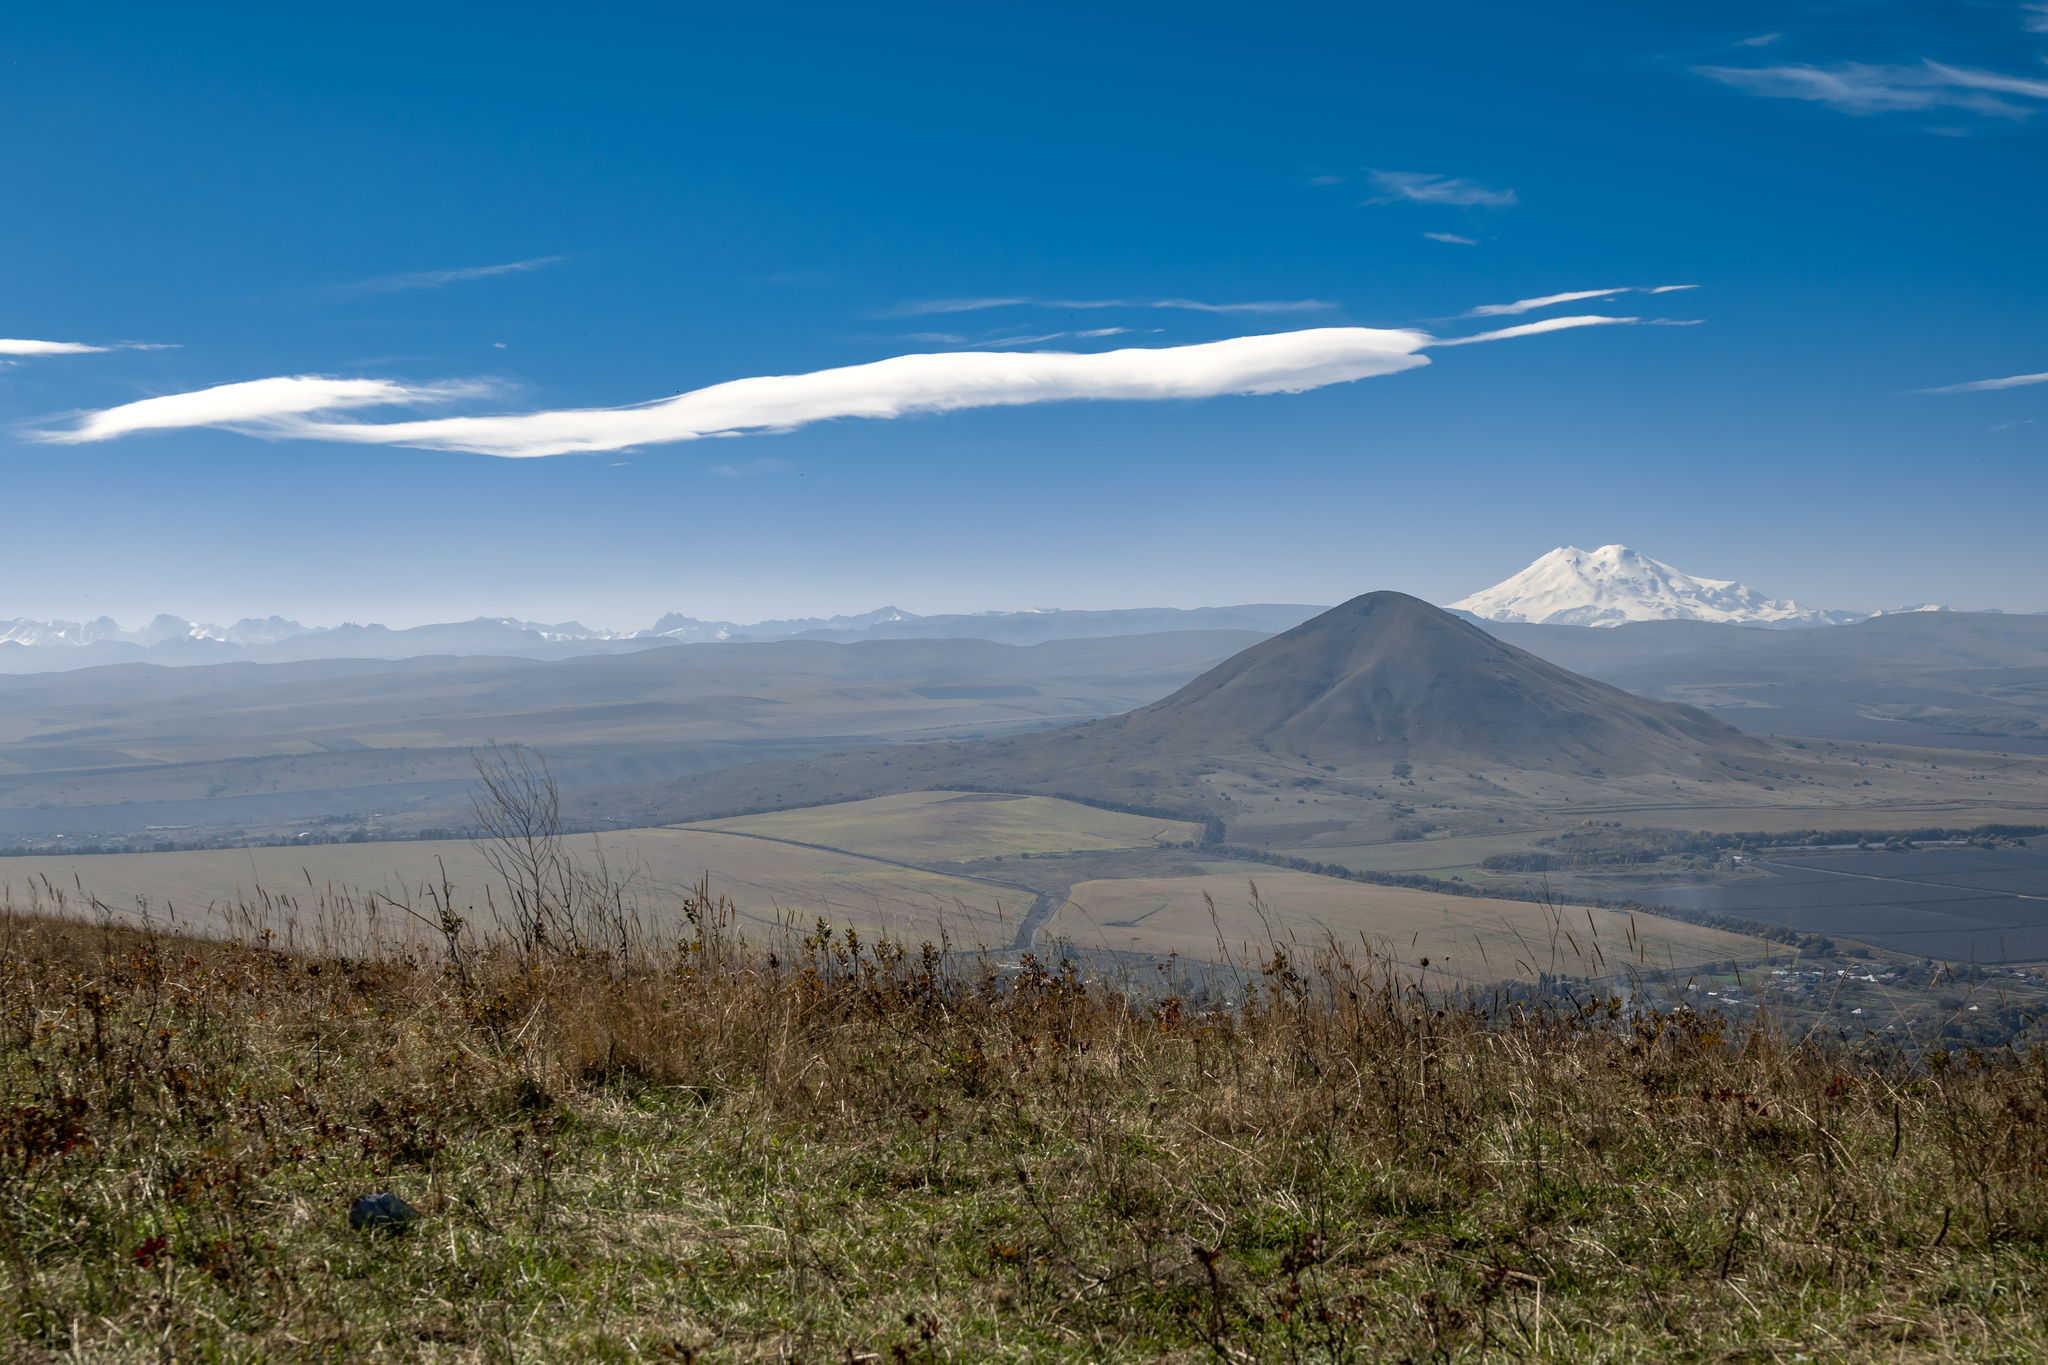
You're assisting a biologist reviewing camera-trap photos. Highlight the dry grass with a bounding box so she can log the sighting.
[680,789,1205,862]
[0,827,1023,949]
[3,869,2048,1363]
[1049,870,1763,981]
[4,749,2047,1362]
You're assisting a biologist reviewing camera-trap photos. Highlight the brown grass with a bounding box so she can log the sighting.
[4,865,2048,1361]
[3,750,2046,1360]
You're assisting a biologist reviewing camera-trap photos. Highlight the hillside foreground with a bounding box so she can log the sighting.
[5,856,2048,1363]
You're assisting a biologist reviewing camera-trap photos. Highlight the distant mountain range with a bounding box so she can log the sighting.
[0,604,1326,673]
[1446,545,2027,630]
[2,546,2034,674]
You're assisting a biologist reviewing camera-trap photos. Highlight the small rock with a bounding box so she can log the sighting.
[349,1191,419,1232]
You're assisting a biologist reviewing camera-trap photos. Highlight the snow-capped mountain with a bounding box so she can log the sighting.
[1446,545,1868,630]
[0,614,326,648]
[1870,603,1957,617]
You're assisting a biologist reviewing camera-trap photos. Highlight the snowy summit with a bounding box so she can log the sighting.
[1446,545,1864,630]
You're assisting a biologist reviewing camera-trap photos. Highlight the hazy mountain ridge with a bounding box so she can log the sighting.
[0,614,321,649]
[5,599,2046,845]
[0,603,1328,672]
[578,593,1787,831]
[5,544,2038,676]
[1473,610,2048,754]
[0,630,1272,837]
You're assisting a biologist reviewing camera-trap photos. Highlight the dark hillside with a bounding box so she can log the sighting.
[1108,591,1761,769]
[576,592,1780,827]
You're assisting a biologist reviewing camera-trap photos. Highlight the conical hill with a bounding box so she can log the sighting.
[569,592,1777,827]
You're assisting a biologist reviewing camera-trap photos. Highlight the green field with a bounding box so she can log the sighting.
[1049,868,1764,981]
[1308,829,1547,873]
[681,789,1204,862]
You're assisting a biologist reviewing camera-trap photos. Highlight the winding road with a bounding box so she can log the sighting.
[664,825,1058,951]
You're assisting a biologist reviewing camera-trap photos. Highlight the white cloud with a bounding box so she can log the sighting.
[1696,61,2048,119]
[1423,232,1478,245]
[1463,285,1694,317]
[1915,370,2048,394]
[0,338,180,357]
[329,256,566,295]
[1737,33,1782,47]
[2024,2,2048,34]
[0,339,109,355]
[1466,289,1627,318]
[1429,315,1638,347]
[40,316,1636,459]
[1928,61,2048,98]
[49,376,494,442]
[1364,170,1518,208]
[889,296,1335,317]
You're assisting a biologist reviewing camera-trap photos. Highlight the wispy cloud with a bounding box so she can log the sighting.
[38,316,1639,459]
[706,456,791,477]
[887,296,1336,318]
[0,338,176,356]
[2025,3,2048,34]
[1423,232,1478,245]
[0,339,109,356]
[1915,370,2048,394]
[1364,170,1517,208]
[1429,315,1638,347]
[954,327,1150,349]
[1696,60,2048,119]
[958,332,1070,348]
[329,256,566,296]
[1737,33,1781,47]
[46,376,496,442]
[1462,285,1695,318]
[1466,289,1626,318]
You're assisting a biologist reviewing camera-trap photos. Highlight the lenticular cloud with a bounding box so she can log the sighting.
[43,317,1626,459]
[0,338,111,356]
[60,377,460,442]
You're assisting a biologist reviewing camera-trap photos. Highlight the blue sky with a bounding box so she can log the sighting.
[3,0,2044,628]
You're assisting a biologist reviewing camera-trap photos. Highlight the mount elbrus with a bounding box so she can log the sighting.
[571,594,1800,842]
